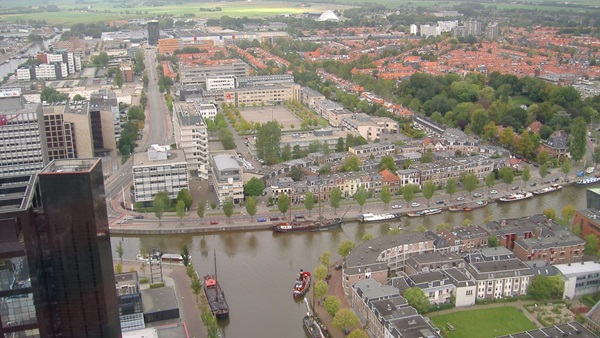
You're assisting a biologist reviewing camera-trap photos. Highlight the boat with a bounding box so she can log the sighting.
[358,212,400,222]
[406,208,442,217]
[272,216,343,232]
[448,204,467,212]
[304,315,326,338]
[293,270,311,298]
[204,250,229,319]
[160,253,189,264]
[533,184,563,195]
[498,191,534,202]
[575,177,600,186]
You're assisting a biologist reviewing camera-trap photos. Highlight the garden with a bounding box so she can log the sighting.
[429,307,536,338]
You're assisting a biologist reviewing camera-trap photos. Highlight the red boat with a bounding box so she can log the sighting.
[293,270,311,297]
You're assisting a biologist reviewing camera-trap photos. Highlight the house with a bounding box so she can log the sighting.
[541,130,570,158]
[438,225,489,253]
[389,271,454,305]
[404,251,465,275]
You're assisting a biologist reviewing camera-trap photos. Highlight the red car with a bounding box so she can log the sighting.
[210,220,219,225]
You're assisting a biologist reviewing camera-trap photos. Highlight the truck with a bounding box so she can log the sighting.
[586,167,595,174]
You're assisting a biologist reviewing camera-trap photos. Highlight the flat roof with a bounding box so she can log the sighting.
[133,149,187,167]
[40,158,101,174]
[141,286,179,314]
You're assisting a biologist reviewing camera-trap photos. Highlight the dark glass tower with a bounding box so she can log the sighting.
[0,159,120,337]
[147,20,159,46]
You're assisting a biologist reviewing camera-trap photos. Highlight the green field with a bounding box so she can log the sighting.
[429,307,536,338]
[511,95,534,106]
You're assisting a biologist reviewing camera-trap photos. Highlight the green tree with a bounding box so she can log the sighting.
[320,251,331,270]
[201,306,220,338]
[585,234,599,255]
[569,117,587,162]
[539,164,549,184]
[500,167,514,190]
[462,173,479,195]
[191,275,202,301]
[562,204,576,222]
[197,200,206,223]
[353,186,368,212]
[329,187,342,214]
[340,155,362,172]
[379,155,398,172]
[527,275,565,300]
[403,184,415,207]
[114,67,123,88]
[245,196,257,221]
[516,131,535,158]
[337,240,355,259]
[324,296,342,316]
[594,147,600,168]
[176,200,187,225]
[277,194,290,218]
[488,236,499,247]
[222,198,234,222]
[499,127,515,149]
[403,287,430,314]
[116,240,124,264]
[537,150,550,165]
[421,149,434,163]
[313,264,328,281]
[446,178,457,201]
[422,180,436,206]
[153,191,171,226]
[41,87,69,103]
[332,308,359,333]
[314,280,329,302]
[181,244,190,267]
[336,137,345,152]
[347,330,369,338]
[380,184,392,209]
[244,177,265,197]
[92,51,110,67]
[485,172,495,195]
[561,160,572,180]
[522,166,531,187]
[177,188,193,209]
[256,121,281,165]
[304,192,315,217]
[362,233,374,241]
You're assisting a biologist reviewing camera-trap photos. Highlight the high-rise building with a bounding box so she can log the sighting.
[147,20,159,46]
[485,22,500,40]
[0,88,48,178]
[0,158,121,337]
[173,102,210,179]
[466,20,482,36]
[133,145,189,203]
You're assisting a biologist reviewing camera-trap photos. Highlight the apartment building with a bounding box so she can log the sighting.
[341,113,399,141]
[132,145,189,204]
[173,101,210,179]
[90,89,121,142]
[223,83,300,107]
[179,59,249,86]
[115,272,145,332]
[210,152,244,204]
[299,86,325,108]
[0,88,48,177]
[348,142,396,160]
[248,128,356,158]
[573,208,600,241]
[404,251,465,275]
[411,156,496,188]
[513,230,585,265]
[438,225,490,253]
[390,271,454,305]
[236,74,294,88]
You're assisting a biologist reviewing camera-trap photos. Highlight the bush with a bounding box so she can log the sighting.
[149,282,165,288]
[139,277,149,284]
[426,302,455,313]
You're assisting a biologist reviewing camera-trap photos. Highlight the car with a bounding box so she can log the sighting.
[436,200,445,205]
[473,193,482,198]
[133,215,144,219]
[512,186,519,190]
[553,178,560,183]
[209,220,219,225]
[530,182,537,187]
[411,202,420,207]
[543,180,551,184]
[392,204,402,209]
[270,216,280,221]
[456,196,465,201]
[490,189,498,194]
[334,264,343,271]
[257,217,267,222]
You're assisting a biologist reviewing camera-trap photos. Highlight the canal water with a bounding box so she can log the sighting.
[112,185,588,337]
[0,36,60,79]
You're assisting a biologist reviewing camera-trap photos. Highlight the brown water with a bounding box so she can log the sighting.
[113,185,587,338]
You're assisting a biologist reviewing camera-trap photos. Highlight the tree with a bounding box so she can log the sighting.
[543,208,557,221]
[41,87,69,103]
[320,251,331,270]
[245,196,257,221]
[177,189,193,209]
[403,184,415,207]
[380,184,392,209]
[181,244,190,267]
[116,240,124,264]
[353,186,368,212]
[153,191,171,226]
[222,198,234,222]
[379,155,398,172]
[462,173,479,195]
[201,307,220,338]
[176,200,187,225]
[304,192,315,217]
[256,121,281,165]
[516,131,535,158]
[337,240,355,259]
[421,149,434,163]
[485,172,495,195]
[584,234,599,255]
[332,308,359,333]
[340,155,362,172]
[446,178,457,201]
[277,194,290,218]
[562,204,576,222]
[403,287,430,313]
[422,180,436,206]
[488,236,499,247]
[500,167,514,190]
[499,127,515,149]
[313,264,328,281]
[314,280,329,302]
[244,177,265,197]
[527,275,565,300]
[197,200,206,223]
[191,275,202,301]
[347,330,369,338]
[569,117,587,162]
[329,187,342,214]
[324,296,342,316]
[539,164,549,183]
[561,160,572,180]
[522,166,531,187]
[114,67,123,88]
[537,150,550,165]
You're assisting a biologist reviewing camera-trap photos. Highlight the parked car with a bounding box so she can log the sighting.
[435,200,445,205]
[473,193,482,198]
[391,204,402,209]
[543,180,551,184]
[334,264,343,271]
[490,189,498,194]
[411,202,420,207]
[457,196,465,201]
[553,178,560,183]
[530,182,537,187]
[270,216,280,221]
[209,220,219,225]
[257,217,267,222]
[133,215,144,219]
[511,186,519,190]
[577,171,585,177]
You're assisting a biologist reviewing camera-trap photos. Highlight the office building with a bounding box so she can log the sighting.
[0,88,48,178]
[115,272,145,332]
[466,20,482,36]
[179,59,249,86]
[223,83,300,107]
[210,152,244,204]
[90,89,121,143]
[147,20,159,46]
[0,158,121,337]
[173,102,210,179]
[133,145,189,204]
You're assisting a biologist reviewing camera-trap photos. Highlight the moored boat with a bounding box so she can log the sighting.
[498,191,533,202]
[533,184,563,195]
[204,250,229,319]
[575,177,600,186]
[160,253,189,264]
[358,212,400,222]
[448,204,467,212]
[406,208,442,217]
[304,315,325,338]
[293,270,311,298]
[272,217,343,233]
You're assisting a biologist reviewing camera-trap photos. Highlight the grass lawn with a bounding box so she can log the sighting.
[429,306,536,338]
[511,95,534,107]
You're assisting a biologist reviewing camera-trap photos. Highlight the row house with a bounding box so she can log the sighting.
[513,230,585,265]
[348,142,395,160]
[396,169,420,187]
[411,156,496,188]
[464,247,533,300]
[270,177,295,201]
[390,271,454,305]
[404,251,465,275]
[413,115,445,137]
[438,225,490,253]
[351,279,441,338]
[380,169,401,194]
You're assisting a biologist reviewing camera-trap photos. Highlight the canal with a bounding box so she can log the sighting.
[111,184,587,338]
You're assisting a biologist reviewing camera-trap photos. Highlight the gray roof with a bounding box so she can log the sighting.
[213,154,240,171]
[466,258,532,280]
[353,279,399,300]
[496,322,595,338]
[407,251,463,265]
[514,230,584,251]
[141,286,179,314]
[371,297,412,321]
[443,267,475,287]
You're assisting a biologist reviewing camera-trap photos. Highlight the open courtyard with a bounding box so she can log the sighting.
[238,105,302,131]
[429,306,536,338]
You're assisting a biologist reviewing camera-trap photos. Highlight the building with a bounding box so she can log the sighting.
[341,113,399,141]
[512,229,584,265]
[485,22,500,40]
[554,261,600,299]
[419,25,440,37]
[248,129,357,158]
[173,101,210,179]
[586,301,600,333]
[573,209,600,245]
[223,83,300,107]
[0,88,48,177]
[147,20,159,46]
[90,89,121,142]
[179,59,249,86]
[115,272,145,332]
[438,225,489,253]
[132,145,189,204]
[206,76,236,91]
[497,322,596,338]
[210,152,245,204]
[404,251,465,275]
[585,188,600,210]
[348,142,396,160]
[411,156,496,188]
[299,86,325,108]
[390,271,455,305]
[0,158,121,337]
[466,20,482,36]
[410,24,418,35]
